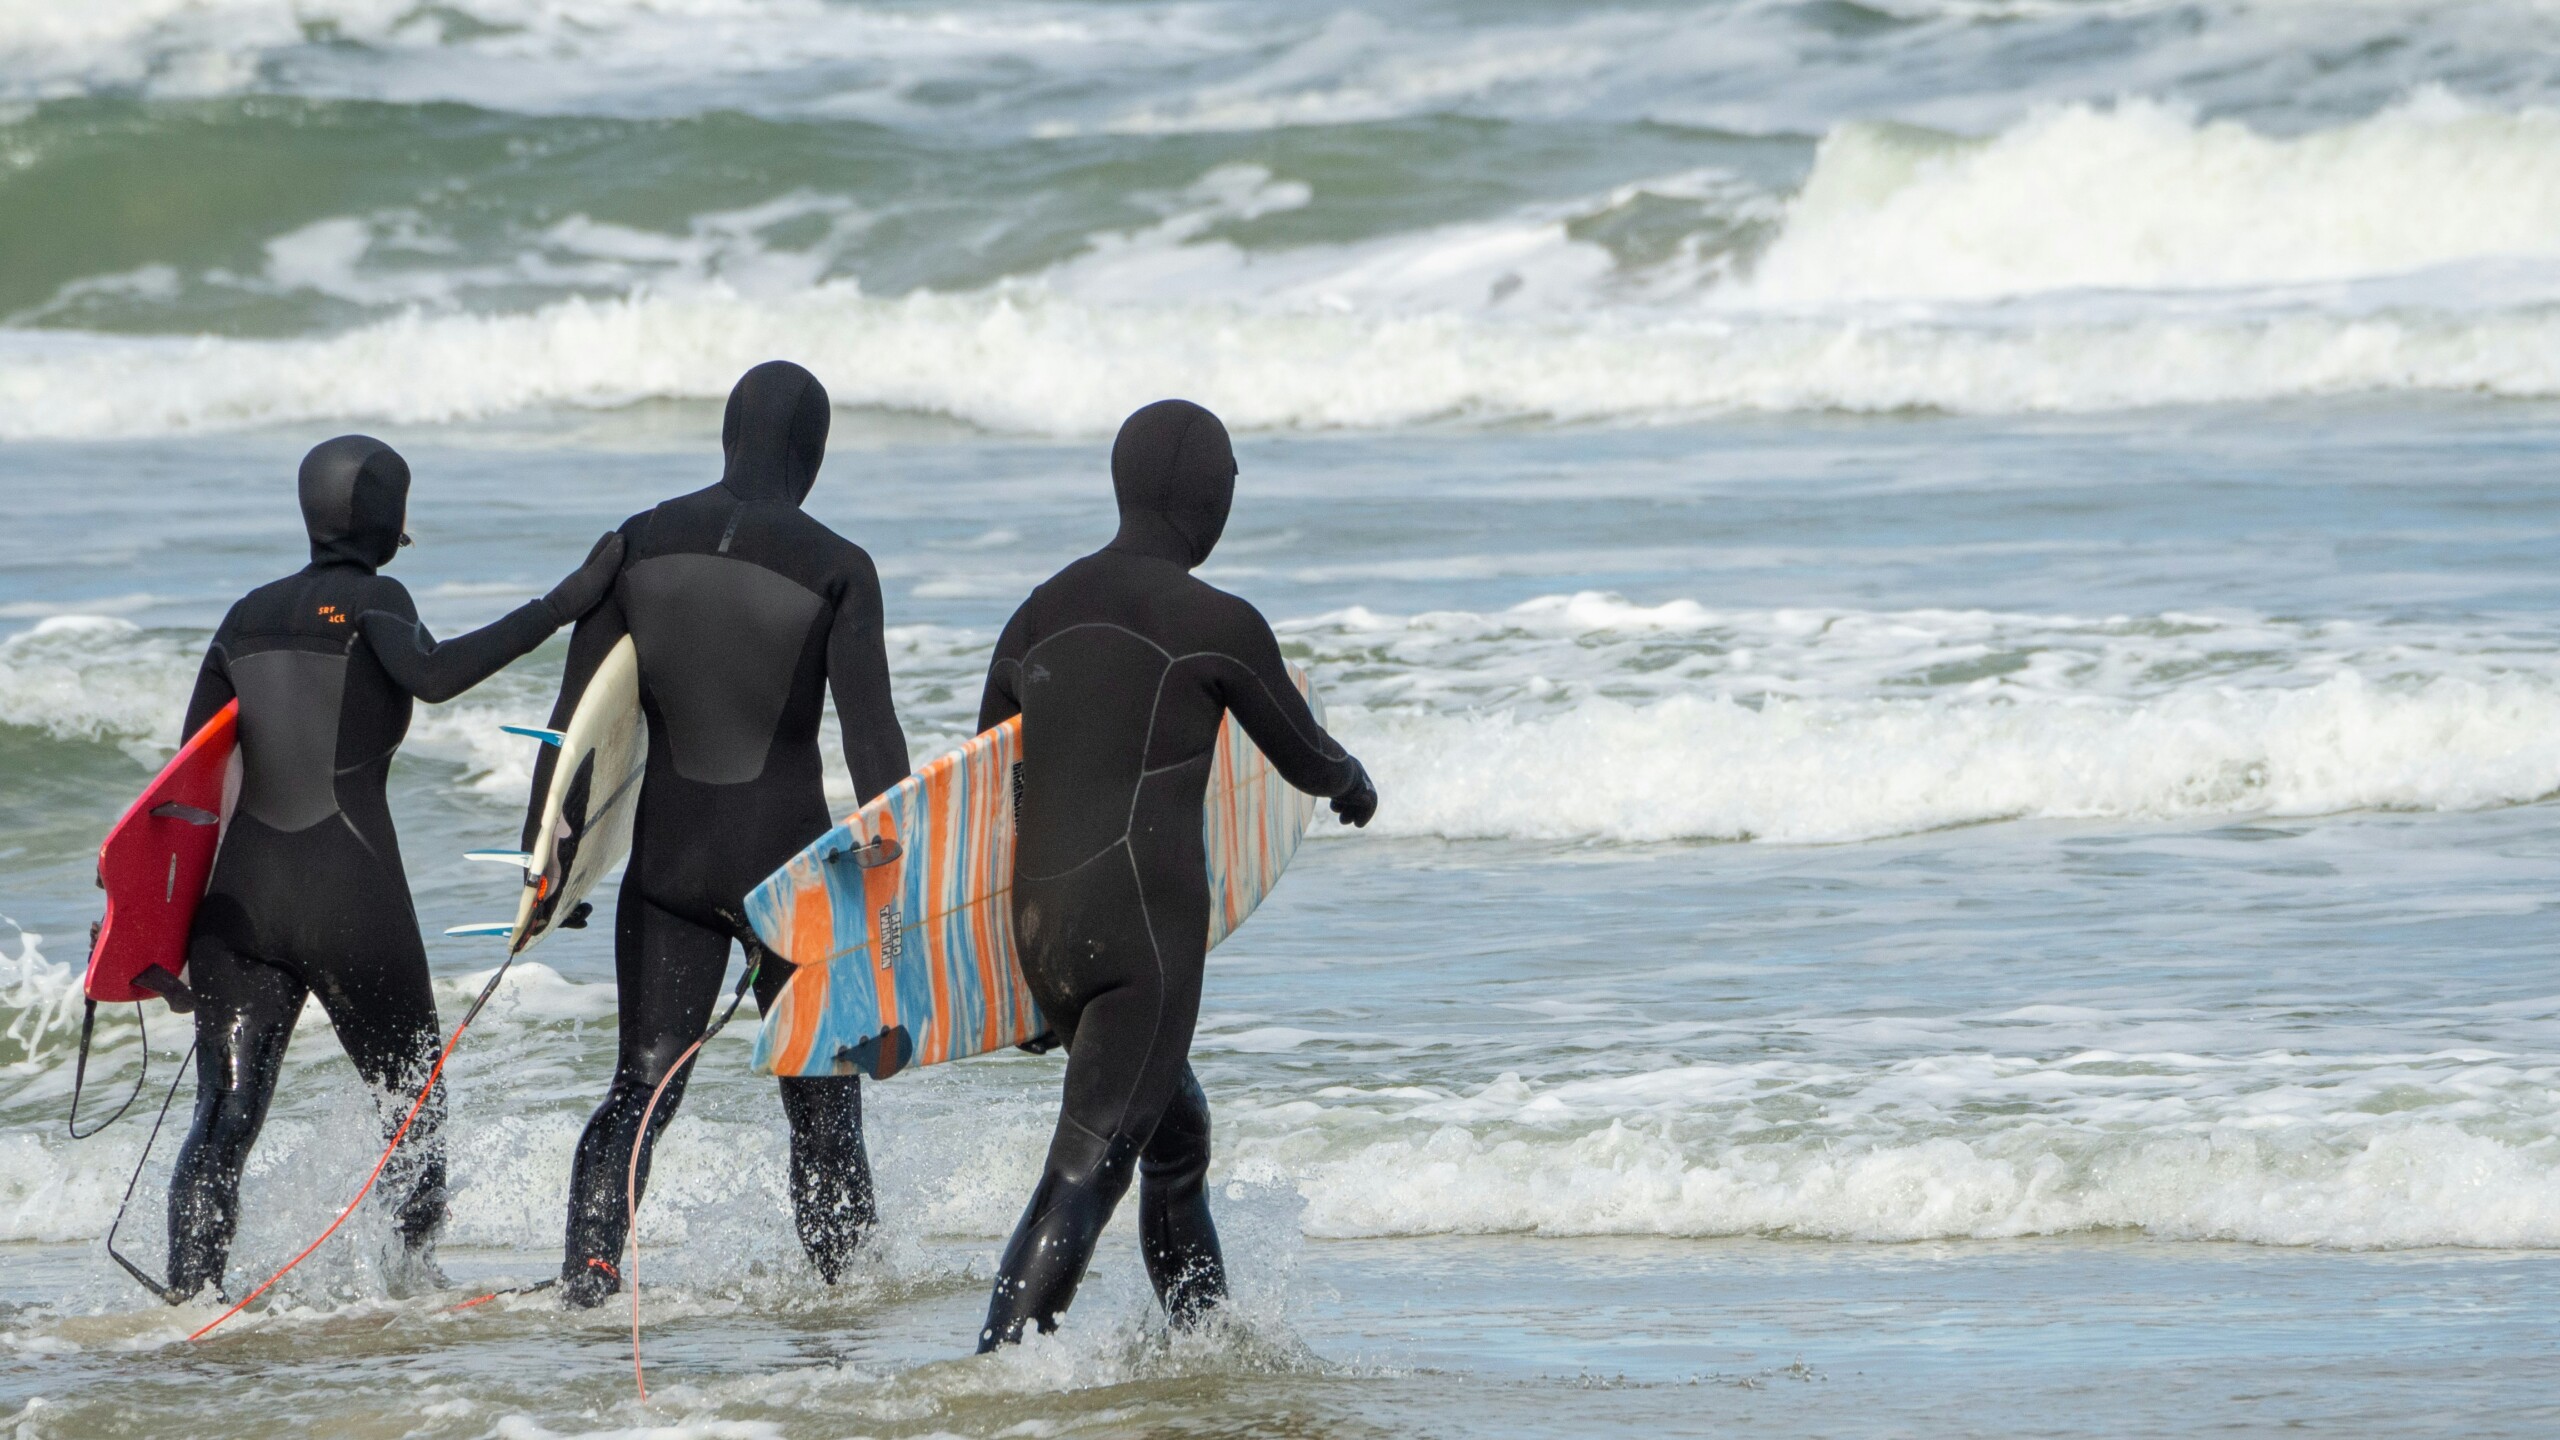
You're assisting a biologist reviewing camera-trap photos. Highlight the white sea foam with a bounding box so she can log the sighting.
[18,599,2560,846]
[11,995,2559,1252]
[0,925,86,1073]
[0,0,1241,112]
[1201,1015,2560,1249]
[13,0,2559,143]
[439,961,620,1024]
[11,280,2560,441]
[0,615,196,747]
[12,84,2560,433]
[1287,597,2560,843]
[7,865,2554,1257]
[1750,91,2560,303]
[1249,1109,2560,1248]
[1341,670,2560,844]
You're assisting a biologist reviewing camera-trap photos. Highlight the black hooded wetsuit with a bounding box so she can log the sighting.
[166,435,620,1302]
[534,362,910,1306]
[974,400,1376,1348]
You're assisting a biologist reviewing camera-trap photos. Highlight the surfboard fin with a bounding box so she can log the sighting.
[148,802,220,827]
[835,1025,913,1081]
[501,725,566,748]
[132,964,196,1014]
[464,849,534,868]
[444,922,517,938]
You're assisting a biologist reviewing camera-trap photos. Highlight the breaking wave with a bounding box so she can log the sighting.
[8,93,2560,436]
[19,595,2560,847]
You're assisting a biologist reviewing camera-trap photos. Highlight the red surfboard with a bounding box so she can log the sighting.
[87,700,238,1009]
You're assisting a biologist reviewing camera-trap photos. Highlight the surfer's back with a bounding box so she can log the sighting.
[615,482,870,790]
[986,544,1353,882]
[200,564,420,842]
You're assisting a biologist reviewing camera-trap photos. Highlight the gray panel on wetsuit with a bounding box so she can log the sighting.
[623,552,825,785]
[228,648,350,832]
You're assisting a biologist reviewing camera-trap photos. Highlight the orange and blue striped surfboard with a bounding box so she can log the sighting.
[747,665,1324,1079]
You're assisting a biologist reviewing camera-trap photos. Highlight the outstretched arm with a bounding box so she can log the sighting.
[359,597,559,706]
[827,546,910,807]
[1210,594,1375,825]
[360,533,625,705]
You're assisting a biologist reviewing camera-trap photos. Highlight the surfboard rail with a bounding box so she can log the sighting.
[504,635,644,956]
[87,699,239,1007]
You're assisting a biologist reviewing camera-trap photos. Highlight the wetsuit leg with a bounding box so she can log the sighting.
[746,950,878,1281]
[1138,1065,1226,1326]
[559,885,731,1306]
[558,900,879,1304]
[302,924,447,1260]
[779,1073,874,1281]
[166,933,304,1303]
[977,1028,1141,1350]
[979,855,1212,1349]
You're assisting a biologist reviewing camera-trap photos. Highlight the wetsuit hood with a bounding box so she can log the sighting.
[1107,399,1234,569]
[298,435,410,570]
[720,360,831,506]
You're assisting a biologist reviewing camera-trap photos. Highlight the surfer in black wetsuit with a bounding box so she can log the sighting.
[533,360,910,1309]
[166,435,622,1302]
[973,399,1376,1349]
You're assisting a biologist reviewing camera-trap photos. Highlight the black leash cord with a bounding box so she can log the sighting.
[68,1000,153,1141]
[104,1037,196,1303]
[708,946,762,1044]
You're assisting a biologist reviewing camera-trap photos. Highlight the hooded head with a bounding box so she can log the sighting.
[1107,399,1234,569]
[298,434,410,570]
[720,360,831,506]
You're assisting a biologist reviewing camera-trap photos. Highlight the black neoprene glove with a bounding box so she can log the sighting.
[543,532,625,624]
[1331,758,1378,828]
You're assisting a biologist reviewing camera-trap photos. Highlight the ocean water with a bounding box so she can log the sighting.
[6,3,2560,1437]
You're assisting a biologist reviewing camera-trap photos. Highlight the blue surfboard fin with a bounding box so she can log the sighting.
[502,725,566,747]
[444,922,517,938]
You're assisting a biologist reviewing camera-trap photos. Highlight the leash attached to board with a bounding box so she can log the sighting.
[626,944,762,1401]
[67,999,153,1141]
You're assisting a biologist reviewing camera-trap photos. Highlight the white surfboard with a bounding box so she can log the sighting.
[449,635,646,954]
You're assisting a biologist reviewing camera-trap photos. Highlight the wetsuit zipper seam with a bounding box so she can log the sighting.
[1115,837,1170,1142]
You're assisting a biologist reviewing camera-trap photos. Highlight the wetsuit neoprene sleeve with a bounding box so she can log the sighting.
[972,399,1370,1348]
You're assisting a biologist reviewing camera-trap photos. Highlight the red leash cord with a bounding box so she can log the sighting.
[188,955,519,1342]
[624,953,758,1401]
[625,1034,703,1401]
